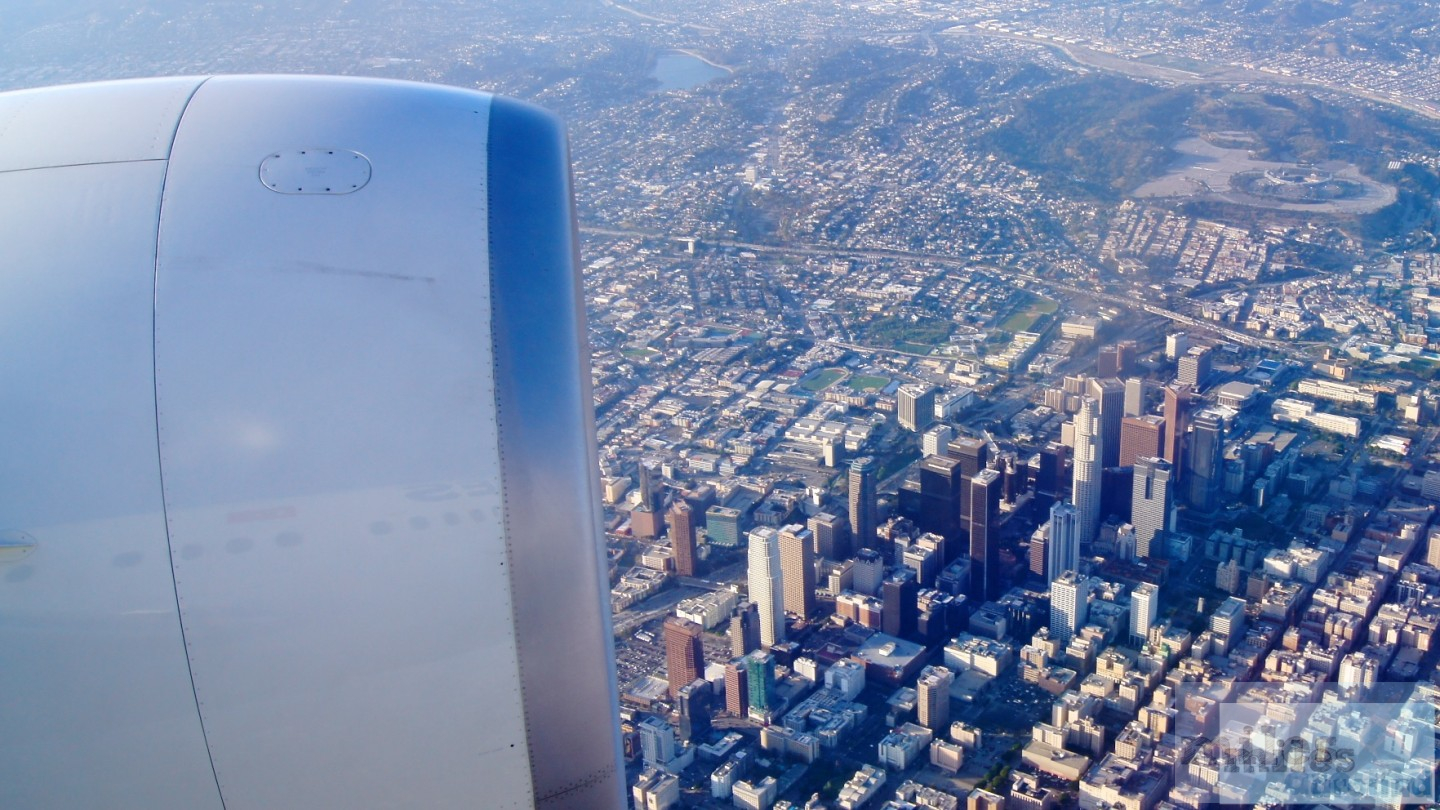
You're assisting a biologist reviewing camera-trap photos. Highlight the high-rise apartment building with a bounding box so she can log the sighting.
[1049,570,1088,643]
[664,616,704,698]
[898,384,937,432]
[1131,582,1159,645]
[916,665,954,731]
[667,500,697,578]
[968,468,1003,603]
[1071,396,1103,544]
[747,527,786,647]
[849,457,878,551]
[1131,457,1173,559]
[778,523,816,621]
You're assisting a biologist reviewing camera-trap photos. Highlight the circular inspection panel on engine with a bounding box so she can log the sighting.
[259,148,371,194]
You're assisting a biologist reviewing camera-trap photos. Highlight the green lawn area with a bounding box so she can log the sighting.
[847,374,891,392]
[860,314,953,351]
[799,368,847,392]
[999,296,1058,333]
[999,311,1037,332]
[621,348,659,360]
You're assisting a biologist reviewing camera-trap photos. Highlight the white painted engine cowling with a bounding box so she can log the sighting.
[0,75,623,810]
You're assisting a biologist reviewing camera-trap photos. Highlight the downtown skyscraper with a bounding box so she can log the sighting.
[1186,412,1225,512]
[1047,500,1079,585]
[849,456,877,551]
[1087,377,1126,469]
[666,500,697,578]
[1162,384,1191,472]
[1132,457,1173,559]
[807,511,850,562]
[1072,396,1103,544]
[778,523,817,621]
[1049,570,1088,643]
[948,436,989,534]
[968,468,1003,603]
[663,616,703,698]
[747,527,786,647]
[1131,582,1159,645]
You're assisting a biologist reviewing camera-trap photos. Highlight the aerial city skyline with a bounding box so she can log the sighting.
[7,0,1440,808]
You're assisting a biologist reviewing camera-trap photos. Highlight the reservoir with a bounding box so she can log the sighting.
[651,50,729,91]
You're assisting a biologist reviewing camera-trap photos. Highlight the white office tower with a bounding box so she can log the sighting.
[1131,583,1159,645]
[638,715,677,771]
[916,665,955,731]
[748,527,787,646]
[897,384,936,432]
[1209,596,1247,653]
[1131,457,1174,559]
[1049,570,1089,643]
[1166,332,1189,361]
[1071,396,1103,543]
[923,424,955,457]
[1047,501,1080,585]
[1086,377,1125,469]
[1124,377,1145,418]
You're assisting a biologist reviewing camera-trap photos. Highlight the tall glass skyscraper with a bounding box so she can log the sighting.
[849,456,877,550]
[1047,501,1079,585]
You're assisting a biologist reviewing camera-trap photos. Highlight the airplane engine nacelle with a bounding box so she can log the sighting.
[0,76,624,810]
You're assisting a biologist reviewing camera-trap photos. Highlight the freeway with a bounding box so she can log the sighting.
[944,25,1440,126]
[580,225,1299,357]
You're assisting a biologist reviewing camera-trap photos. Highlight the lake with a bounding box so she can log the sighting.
[651,51,729,91]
